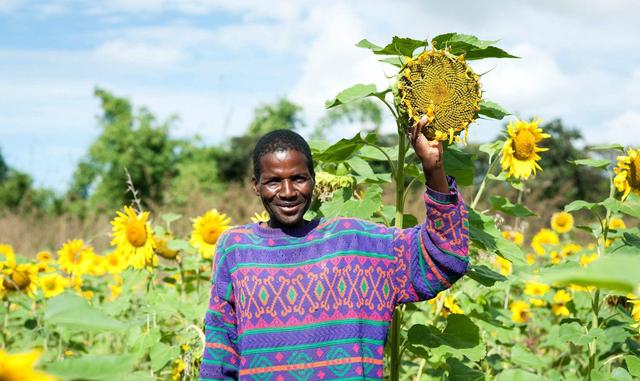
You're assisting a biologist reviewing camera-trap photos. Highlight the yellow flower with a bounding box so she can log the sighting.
[551,212,574,234]
[85,252,107,277]
[81,290,94,300]
[57,239,93,275]
[551,289,572,317]
[569,284,595,292]
[111,206,155,269]
[250,211,270,224]
[493,256,512,276]
[427,292,464,316]
[190,209,232,259]
[502,230,524,246]
[36,251,53,263]
[531,229,559,255]
[500,118,550,180]
[580,253,598,267]
[529,298,546,307]
[608,217,626,230]
[397,48,481,142]
[525,253,536,265]
[171,358,186,381]
[107,274,123,301]
[0,348,57,381]
[524,281,550,297]
[510,300,531,323]
[560,243,582,258]
[613,147,640,199]
[550,250,562,265]
[154,234,179,260]
[0,243,16,269]
[39,273,69,298]
[2,263,39,297]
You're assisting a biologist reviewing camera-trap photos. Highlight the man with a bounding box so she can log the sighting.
[199,117,469,380]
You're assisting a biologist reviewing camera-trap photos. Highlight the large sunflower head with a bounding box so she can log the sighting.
[190,209,232,259]
[56,239,93,275]
[613,147,640,200]
[110,206,155,270]
[500,118,550,180]
[397,48,481,143]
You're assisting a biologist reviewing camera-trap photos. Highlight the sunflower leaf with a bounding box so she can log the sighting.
[587,144,626,152]
[325,83,389,109]
[379,56,404,67]
[490,196,536,217]
[465,46,519,60]
[478,100,510,120]
[444,144,475,186]
[357,36,428,57]
[431,33,518,60]
[314,132,378,162]
[569,159,610,169]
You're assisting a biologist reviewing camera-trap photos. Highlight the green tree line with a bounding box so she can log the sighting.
[0,88,608,216]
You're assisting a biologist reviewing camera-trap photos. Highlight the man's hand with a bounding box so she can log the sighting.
[407,116,449,193]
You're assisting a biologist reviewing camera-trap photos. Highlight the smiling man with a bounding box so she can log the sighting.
[199,122,469,380]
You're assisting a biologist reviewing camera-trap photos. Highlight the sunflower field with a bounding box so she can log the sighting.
[2,33,640,381]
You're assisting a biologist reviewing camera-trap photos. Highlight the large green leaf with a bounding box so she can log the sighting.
[478,100,510,120]
[150,342,180,371]
[539,254,640,293]
[447,358,485,381]
[569,158,611,169]
[431,33,518,60]
[494,369,545,381]
[356,36,427,57]
[490,196,536,217]
[45,354,137,380]
[625,355,640,377]
[314,132,378,162]
[407,314,486,361]
[587,144,625,153]
[510,345,547,370]
[466,264,508,286]
[44,293,128,332]
[319,185,382,220]
[357,145,398,162]
[444,144,474,186]
[468,209,526,265]
[325,84,389,109]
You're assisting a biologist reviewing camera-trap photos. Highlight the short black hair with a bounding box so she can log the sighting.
[252,129,315,180]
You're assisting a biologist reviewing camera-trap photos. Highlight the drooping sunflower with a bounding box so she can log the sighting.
[2,263,39,297]
[500,118,550,180]
[153,233,179,260]
[0,348,57,381]
[614,147,640,200]
[190,209,232,259]
[111,206,155,269]
[57,239,93,275]
[39,273,69,299]
[531,229,559,255]
[550,212,574,234]
[250,211,270,224]
[397,48,481,143]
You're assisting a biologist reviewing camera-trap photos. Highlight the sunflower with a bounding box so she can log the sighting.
[190,209,232,259]
[608,217,626,230]
[154,233,179,260]
[500,118,550,180]
[493,256,512,276]
[0,348,57,381]
[580,253,598,267]
[428,292,464,316]
[39,273,69,298]
[531,229,559,255]
[0,243,16,269]
[501,230,524,246]
[57,239,93,275]
[398,48,481,143]
[614,147,640,199]
[2,263,39,297]
[250,211,270,224]
[111,206,155,269]
[510,300,531,323]
[550,212,573,234]
[36,251,53,263]
[560,243,582,258]
[524,281,550,297]
[85,252,106,277]
[551,290,572,317]
[104,251,127,274]
[314,171,355,202]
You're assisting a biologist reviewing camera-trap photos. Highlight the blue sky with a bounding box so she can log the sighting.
[1,0,640,192]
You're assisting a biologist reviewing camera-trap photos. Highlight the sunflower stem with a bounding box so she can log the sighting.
[471,155,499,209]
[2,300,9,347]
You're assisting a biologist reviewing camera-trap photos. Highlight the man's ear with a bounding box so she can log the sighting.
[252,176,260,196]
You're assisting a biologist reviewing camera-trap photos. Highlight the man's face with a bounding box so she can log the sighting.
[252,149,315,228]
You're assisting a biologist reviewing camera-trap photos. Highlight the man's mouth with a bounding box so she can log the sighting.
[277,202,302,213]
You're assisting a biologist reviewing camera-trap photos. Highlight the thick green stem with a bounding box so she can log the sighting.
[471,156,499,209]
[390,119,407,381]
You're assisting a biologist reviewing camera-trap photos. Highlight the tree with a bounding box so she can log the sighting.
[66,88,180,213]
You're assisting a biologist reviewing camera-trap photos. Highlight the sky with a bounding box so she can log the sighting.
[1,0,640,193]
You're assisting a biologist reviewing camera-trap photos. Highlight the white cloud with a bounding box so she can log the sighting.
[0,0,22,12]
[590,111,640,146]
[93,40,187,68]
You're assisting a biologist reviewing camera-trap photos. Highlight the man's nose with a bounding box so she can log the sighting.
[279,179,296,198]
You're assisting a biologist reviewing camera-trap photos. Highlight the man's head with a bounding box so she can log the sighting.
[252,130,315,228]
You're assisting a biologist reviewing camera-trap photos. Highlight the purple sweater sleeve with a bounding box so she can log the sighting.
[199,233,240,380]
[393,177,469,304]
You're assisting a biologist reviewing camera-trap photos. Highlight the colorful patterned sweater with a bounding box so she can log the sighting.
[199,179,469,380]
